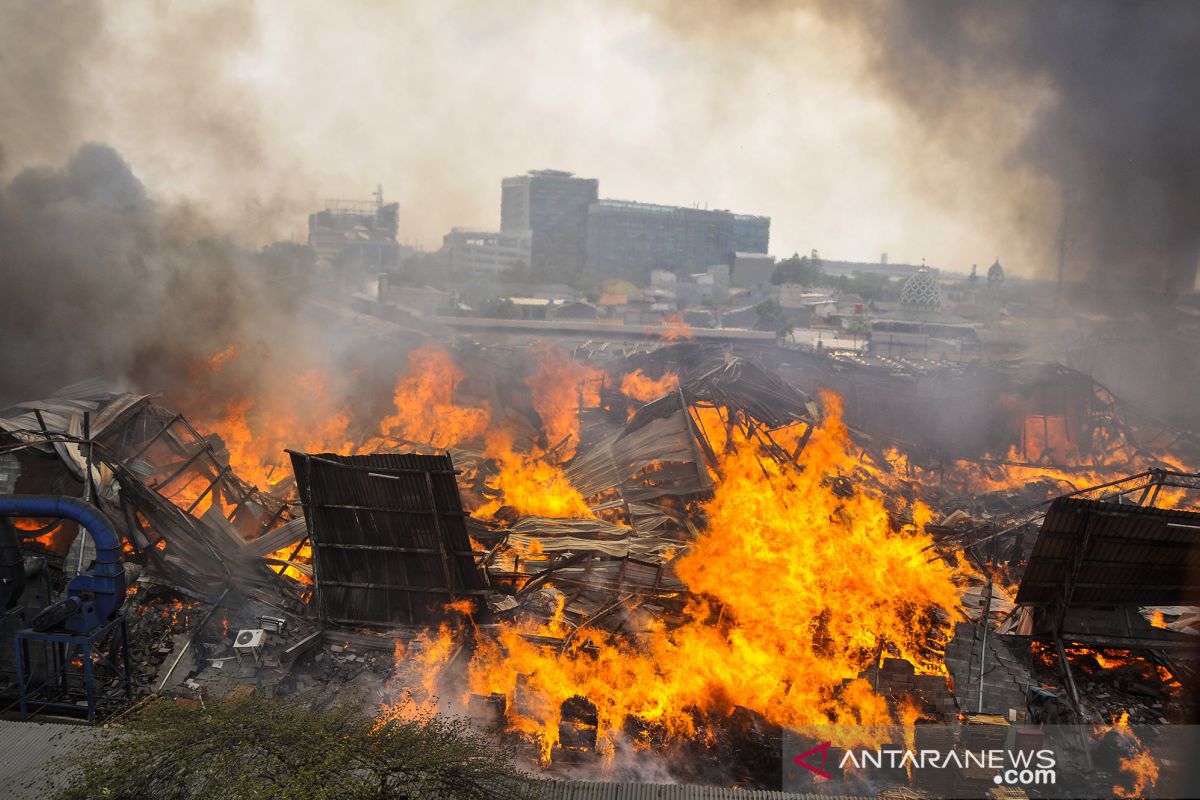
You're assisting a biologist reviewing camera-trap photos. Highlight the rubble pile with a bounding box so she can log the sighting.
[0,340,1197,792]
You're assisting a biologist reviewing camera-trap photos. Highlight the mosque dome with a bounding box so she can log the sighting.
[900,267,942,311]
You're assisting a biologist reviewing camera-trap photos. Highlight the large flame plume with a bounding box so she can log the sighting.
[524,343,603,461]
[458,393,964,763]
[376,343,491,449]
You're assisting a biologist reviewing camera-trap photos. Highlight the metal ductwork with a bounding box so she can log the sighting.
[0,495,126,633]
[0,517,25,610]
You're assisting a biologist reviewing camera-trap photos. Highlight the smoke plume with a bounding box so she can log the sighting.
[0,143,317,406]
[824,0,1200,293]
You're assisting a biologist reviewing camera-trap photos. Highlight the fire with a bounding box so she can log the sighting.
[444,598,476,617]
[267,542,312,584]
[199,343,239,374]
[1115,750,1160,799]
[949,445,1130,496]
[12,517,67,550]
[476,434,595,520]
[1100,711,1161,798]
[658,315,693,342]
[184,341,495,492]
[1021,413,1075,464]
[619,369,679,403]
[159,469,234,519]
[197,367,356,490]
[524,344,602,461]
[460,390,964,763]
[377,343,490,449]
[376,622,461,729]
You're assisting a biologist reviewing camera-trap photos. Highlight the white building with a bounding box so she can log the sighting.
[442,228,532,276]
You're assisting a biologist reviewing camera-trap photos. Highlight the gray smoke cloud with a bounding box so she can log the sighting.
[0,142,315,406]
[5,1,1198,290]
[646,0,1200,293]
[0,2,103,173]
[825,0,1200,294]
[1,1,1197,419]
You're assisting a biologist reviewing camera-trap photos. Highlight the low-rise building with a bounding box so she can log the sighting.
[778,286,838,319]
[442,228,532,277]
[729,252,776,288]
[550,301,599,321]
[308,191,402,271]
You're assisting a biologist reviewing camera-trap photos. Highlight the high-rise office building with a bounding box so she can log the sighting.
[585,199,769,278]
[500,170,598,275]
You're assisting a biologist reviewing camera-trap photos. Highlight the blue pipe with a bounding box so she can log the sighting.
[0,495,126,633]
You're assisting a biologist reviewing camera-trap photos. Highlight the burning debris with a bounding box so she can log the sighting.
[0,338,1197,795]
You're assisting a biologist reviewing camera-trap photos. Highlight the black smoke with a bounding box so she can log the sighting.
[831,0,1200,294]
[0,143,314,405]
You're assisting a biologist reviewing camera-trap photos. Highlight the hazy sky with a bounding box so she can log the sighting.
[0,0,1125,277]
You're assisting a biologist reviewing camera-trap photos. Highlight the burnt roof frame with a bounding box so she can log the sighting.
[1014,495,1200,610]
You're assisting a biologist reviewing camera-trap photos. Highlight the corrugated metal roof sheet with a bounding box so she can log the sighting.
[1015,497,1200,606]
[533,780,862,800]
[0,718,103,799]
[291,451,488,627]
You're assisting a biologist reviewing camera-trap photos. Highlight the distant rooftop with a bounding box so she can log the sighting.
[595,198,768,221]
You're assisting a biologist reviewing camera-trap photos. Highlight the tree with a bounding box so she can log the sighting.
[845,318,871,347]
[50,693,535,800]
[771,252,823,287]
[754,298,794,337]
[832,272,894,301]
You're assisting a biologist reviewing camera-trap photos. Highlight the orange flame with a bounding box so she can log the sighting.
[659,315,693,342]
[524,344,602,461]
[378,343,490,449]
[620,369,679,403]
[476,433,595,520]
[266,542,312,584]
[1100,711,1161,798]
[376,623,461,729]
[196,367,355,490]
[459,390,963,763]
[12,518,67,550]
